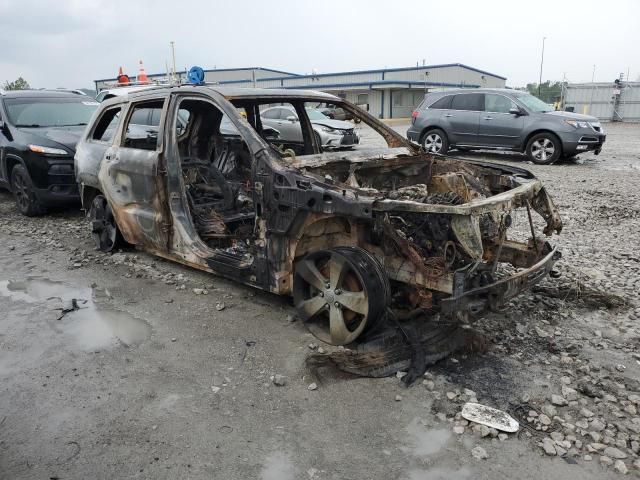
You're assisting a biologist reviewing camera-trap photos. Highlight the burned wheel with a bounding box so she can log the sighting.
[293,247,390,345]
[90,194,124,252]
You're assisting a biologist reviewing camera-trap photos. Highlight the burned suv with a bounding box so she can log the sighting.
[75,85,562,346]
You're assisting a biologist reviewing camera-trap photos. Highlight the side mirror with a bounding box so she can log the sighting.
[286,115,298,122]
[509,107,526,116]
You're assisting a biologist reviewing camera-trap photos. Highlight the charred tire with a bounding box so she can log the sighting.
[526,132,562,165]
[421,128,449,154]
[10,164,45,217]
[89,194,126,252]
[293,246,390,346]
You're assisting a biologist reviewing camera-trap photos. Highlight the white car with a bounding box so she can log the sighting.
[261,106,359,148]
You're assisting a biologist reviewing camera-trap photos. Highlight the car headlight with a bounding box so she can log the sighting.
[321,126,337,133]
[564,120,589,129]
[29,144,68,155]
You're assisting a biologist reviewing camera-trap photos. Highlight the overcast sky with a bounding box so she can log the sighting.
[1,0,638,89]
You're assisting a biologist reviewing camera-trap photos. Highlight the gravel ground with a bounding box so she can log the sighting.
[1,122,639,479]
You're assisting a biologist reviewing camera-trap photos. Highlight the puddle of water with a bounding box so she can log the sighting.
[260,452,296,480]
[0,278,90,303]
[0,277,150,350]
[406,419,451,456]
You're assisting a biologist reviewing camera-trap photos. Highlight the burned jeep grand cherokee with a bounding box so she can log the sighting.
[75,86,562,346]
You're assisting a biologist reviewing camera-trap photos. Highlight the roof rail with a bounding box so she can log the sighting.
[98,80,172,91]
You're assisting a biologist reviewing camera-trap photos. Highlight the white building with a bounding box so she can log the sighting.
[94,63,506,119]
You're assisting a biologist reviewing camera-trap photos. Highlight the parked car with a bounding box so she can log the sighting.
[261,106,359,148]
[75,86,562,346]
[407,88,606,164]
[316,103,361,123]
[0,89,99,215]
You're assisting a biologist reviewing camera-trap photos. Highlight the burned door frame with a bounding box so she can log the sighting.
[162,91,271,289]
[97,95,172,251]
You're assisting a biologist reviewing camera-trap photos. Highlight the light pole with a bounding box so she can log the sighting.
[170,41,177,84]
[538,36,546,97]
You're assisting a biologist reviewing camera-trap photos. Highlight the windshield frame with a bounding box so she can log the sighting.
[5,97,100,128]
[513,93,553,113]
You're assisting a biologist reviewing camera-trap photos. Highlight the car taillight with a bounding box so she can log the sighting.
[411,110,418,124]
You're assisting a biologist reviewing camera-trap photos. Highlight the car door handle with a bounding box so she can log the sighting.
[483,116,493,120]
[444,114,453,118]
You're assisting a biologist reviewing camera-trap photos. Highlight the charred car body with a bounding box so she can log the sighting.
[75,86,563,346]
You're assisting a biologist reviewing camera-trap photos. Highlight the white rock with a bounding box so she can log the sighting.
[272,374,287,386]
[600,455,613,466]
[562,385,578,401]
[308,382,318,391]
[551,394,568,406]
[614,460,628,474]
[541,438,557,456]
[471,446,488,460]
[539,414,552,426]
[604,446,628,459]
[580,408,594,418]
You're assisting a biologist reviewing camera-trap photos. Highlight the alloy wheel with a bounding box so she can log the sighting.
[423,133,443,153]
[531,138,555,162]
[293,248,388,345]
[13,171,30,212]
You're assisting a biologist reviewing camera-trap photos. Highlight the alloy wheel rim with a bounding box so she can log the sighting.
[424,133,443,153]
[295,252,369,345]
[13,173,29,210]
[531,138,555,161]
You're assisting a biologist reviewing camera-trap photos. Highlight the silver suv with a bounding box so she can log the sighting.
[407,88,606,164]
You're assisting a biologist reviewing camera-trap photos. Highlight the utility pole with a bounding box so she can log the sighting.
[538,36,546,97]
[588,64,596,114]
[170,41,177,83]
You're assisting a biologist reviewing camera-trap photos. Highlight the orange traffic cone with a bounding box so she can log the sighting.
[137,60,149,84]
[117,66,130,85]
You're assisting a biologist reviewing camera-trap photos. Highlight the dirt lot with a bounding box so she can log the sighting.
[1,122,639,480]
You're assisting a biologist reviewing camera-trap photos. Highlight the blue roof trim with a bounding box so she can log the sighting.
[217,79,481,89]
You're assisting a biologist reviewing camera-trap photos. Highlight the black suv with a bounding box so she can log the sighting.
[0,90,99,215]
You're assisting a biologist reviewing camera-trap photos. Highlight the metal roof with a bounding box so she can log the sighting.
[120,84,339,101]
[94,63,506,85]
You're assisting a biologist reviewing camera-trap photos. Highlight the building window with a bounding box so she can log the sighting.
[356,93,369,106]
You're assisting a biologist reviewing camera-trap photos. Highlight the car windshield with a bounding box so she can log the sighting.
[5,97,99,127]
[305,108,329,120]
[514,93,553,113]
